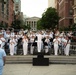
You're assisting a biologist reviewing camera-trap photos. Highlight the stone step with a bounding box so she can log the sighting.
[6,55,76,64]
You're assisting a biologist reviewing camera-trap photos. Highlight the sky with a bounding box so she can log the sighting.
[21,0,48,17]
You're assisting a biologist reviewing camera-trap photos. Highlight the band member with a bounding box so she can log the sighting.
[0,33,6,49]
[10,30,15,37]
[30,36,35,54]
[14,36,18,55]
[22,34,28,55]
[53,35,60,55]
[6,31,10,43]
[15,32,20,40]
[36,31,43,52]
[9,37,15,56]
[63,36,71,56]
[55,30,60,36]
[44,36,50,53]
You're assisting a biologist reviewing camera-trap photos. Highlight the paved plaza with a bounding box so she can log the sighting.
[3,64,76,75]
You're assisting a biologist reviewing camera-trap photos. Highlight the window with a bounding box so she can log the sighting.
[69,9,73,15]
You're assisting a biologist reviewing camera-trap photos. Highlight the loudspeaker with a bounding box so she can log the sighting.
[33,58,49,66]
[33,52,49,66]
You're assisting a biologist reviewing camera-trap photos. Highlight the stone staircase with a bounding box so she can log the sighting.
[6,55,76,64]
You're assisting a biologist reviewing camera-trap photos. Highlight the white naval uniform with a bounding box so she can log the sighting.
[6,34,10,50]
[53,38,59,55]
[36,33,43,52]
[0,37,6,49]
[6,34,10,42]
[9,38,15,56]
[63,39,71,56]
[30,37,34,54]
[10,32,15,37]
[45,38,50,53]
[14,38,18,54]
[22,38,28,55]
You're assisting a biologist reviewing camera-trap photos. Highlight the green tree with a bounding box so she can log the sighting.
[0,22,8,29]
[37,19,43,30]
[71,23,76,31]
[40,7,59,29]
[11,19,21,29]
[11,13,26,29]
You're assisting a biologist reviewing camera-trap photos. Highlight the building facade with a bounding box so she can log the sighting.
[0,0,14,27]
[73,0,76,23]
[55,0,59,12]
[58,0,74,28]
[25,17,40,31]
[48,0,55,8]
[8,0,14,26]
[14,0,21,14]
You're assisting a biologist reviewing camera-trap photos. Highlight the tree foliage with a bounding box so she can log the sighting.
[71,23,76,31]
[0,22,8,29]
[11,19,21,29]
[37,19,43,30]
[38,7,59,29]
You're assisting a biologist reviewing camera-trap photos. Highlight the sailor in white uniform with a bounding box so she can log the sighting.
[0,34,6,49]
[44,36,50,53]
[53,35,60,55]
[63,36,71,56]
[6,31,10,42]
[22,35,28,55]
[30,36,35,54]
[14,36,18,55]
[36,31,43,52]
[9,37,15,56]
[10,30,15,38]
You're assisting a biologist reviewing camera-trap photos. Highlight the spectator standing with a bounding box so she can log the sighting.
[0,40,6,75]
